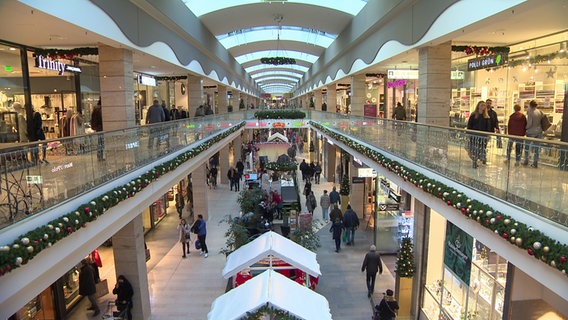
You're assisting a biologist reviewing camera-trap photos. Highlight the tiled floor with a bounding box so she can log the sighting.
[67,151,397,319]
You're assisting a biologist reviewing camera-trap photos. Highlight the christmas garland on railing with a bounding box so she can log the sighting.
[0,123,245,277]
[310,121,568,276]
[34,47,99,59]
[254,110,306,119]
[451,45,510,56]
[264,161,297,172]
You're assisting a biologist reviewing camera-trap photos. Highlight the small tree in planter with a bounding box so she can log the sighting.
[219,215,250,256]
[339,174,350,212]
[395,237,416,318]
[239,98,245,110]
[309,97,315,109]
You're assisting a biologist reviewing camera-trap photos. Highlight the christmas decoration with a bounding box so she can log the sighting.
[0,122,244,277]
[264,161,297,172]
[396,237,415,278]
[254,110,306,119]
[240,303,301,320]
[154,76,188,81]
[339,174,350,196]
[34,47,98,59]
[309,121,568,277]
[451,45,510,56]
[260,57,296,65]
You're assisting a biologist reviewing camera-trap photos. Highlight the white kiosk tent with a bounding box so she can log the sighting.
[222,231,321,280]
[208,270,332,320]
[267,132,289,143]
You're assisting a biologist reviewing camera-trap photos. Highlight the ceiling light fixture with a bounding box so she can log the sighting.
[261,15,296,65]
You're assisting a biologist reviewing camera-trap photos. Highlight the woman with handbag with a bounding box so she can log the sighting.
[177,219,191,258]
[374,289,399,320]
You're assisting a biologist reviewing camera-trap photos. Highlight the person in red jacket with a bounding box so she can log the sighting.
[505,104,527,166]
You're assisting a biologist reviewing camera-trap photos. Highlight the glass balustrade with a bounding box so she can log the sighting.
[1,109,566,230]
[0,114,244,229]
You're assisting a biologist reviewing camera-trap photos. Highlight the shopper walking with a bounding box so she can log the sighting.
[374,289,399,320]
[91,99,105,161]
[329,203,343,223]
[467,100,492,168]
[306,190,317,215]
[343,205,360,245]
[361,245,383,298]
[314,162,322,184]
[113,275,134,320]
[177,219,191,258]
[523,100,544,168]
[329,186,341,206]
[79,258,100,316]
[146,99,166,149]
[329,218,344,253]
[320,190,331,222]
[505,104,527,166]
[193,214,209,258]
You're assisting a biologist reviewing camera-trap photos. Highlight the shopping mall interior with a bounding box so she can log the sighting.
[0,1,567,319]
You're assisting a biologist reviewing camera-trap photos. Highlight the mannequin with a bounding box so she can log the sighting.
[13,102,28,143]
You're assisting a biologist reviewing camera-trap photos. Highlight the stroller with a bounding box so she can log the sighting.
[102,300,128,319]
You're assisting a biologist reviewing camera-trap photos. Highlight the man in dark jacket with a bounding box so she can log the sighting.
[79,258,100,316]
[91,100,104,161]
[343,205,359,245]
[329,203,343,223]
[113,275,134,320]
[329,186,341,206]
[362,245,383,297]
[506,104,527,166]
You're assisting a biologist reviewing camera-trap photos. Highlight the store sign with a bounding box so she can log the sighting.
[467,53,508,71]
[138,74,157,86]
[26,175,42,184]
[358,168,376,178]
[125,141,139,150]
[351,177,365,184]
[387,79,407,88]
[378,203,399,211]
[451,70,465,80]
[387,69,418,79]
[35,55,81,75]
[388,190,401,203]
[444,221,473,285]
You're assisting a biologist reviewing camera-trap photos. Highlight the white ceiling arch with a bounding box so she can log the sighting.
[218,26,335,50]
[183,1,368,17]
[251,71,303,80]
[255,76,300,84]
[245,64,309,74]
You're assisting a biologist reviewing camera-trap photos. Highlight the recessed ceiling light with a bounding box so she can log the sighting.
[9,47,16,51]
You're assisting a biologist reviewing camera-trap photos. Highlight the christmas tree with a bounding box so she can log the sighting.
[396,237,415,278]
[339,174,350,195]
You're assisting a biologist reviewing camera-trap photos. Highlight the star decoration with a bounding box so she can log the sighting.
[546,68,556,79]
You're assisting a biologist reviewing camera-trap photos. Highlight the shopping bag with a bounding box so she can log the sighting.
[95,279,109,298]
[342,231,348,243]
[195,239,201,250]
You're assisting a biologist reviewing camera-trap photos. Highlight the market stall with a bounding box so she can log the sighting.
[222,231,321,287]
[208,269,332,320]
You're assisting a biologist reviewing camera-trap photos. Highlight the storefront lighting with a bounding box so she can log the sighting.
[560,42,566,53]
[8,47,16,51]
[522,67,527,72]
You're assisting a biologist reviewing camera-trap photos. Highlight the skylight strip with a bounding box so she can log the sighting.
[245,64,309,74]
[251,71,303,79]
[219,29,334,49]
[256,76,299,83]
[236,50,318,65]
[184,0,367,17]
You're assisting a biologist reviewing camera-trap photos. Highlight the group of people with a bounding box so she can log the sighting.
[467,98,547,168]
[299,159,322,184]
[177,214,209,258]
[328,203,360,252]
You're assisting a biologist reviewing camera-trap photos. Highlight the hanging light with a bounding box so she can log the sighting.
[261,15,296,65]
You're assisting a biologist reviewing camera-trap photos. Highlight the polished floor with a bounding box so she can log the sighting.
[66,153,397,320]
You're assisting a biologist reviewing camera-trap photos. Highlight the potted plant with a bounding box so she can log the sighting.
[395,237,415,318]
[239,98,245,110]
[339,174,350,212]
[227,105,233,112]
[219,215,251,257]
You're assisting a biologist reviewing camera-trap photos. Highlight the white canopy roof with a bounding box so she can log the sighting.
[222,231,321,279]
[267,132,289,142]
[208,269,332,320]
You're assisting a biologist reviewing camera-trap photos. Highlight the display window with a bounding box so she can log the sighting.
[0,42,25,143]
[11,287,56,320]
[62,264,81,308]
[374,177,412,253]
[422,210,508,320]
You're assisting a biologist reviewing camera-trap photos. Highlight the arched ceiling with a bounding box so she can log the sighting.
[183,0,369,95]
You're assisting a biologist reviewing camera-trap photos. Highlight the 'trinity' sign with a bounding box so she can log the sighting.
[34,55,82,75]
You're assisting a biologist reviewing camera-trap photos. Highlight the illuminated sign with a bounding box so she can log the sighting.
[467,53,507,71]
[387,79,407,88]
[451,70,465,80]
[272,122,286,128]
[358,168,377,177]
[387,69,418,79]
[138,74,157,86]
[26,175,43,184]
[35,55,81,75]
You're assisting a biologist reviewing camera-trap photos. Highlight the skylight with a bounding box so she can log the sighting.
[217,26,335,49]
[236,50,318,65]
[183,0,368,17]
[245,64,309,74]
[255,76,299,83]
[250,71,303,79]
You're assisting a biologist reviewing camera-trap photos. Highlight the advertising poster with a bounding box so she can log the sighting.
[444,221,473,285]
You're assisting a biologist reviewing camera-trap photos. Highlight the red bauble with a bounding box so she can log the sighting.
[485,219,489,225]
[503,233,508,239]
[82,223,87,228]
[527,249,534,256]
[84,207,90,213]
[66,227,73,234]
[561,256,567,263]
[5,264,11,271]
[438,193,443,198]
[496,215,502,220]
[0,267,4,276]
[447,201,452,206]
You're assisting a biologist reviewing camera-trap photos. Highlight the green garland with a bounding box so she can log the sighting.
[396,237,415,278]
[155,76,188,81]
[254,110,306,119]
[0,123,245,277]
[264,161,297,172]
[34,47,98,59]
[239,303,301,320]
[507,51,567,68]
[310,121,568,276]
[451,45,510,56]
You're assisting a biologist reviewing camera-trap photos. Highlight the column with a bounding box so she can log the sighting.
[112,215,151,320]
[220,146,230,184]
[98,45,135,130]
[327,84,337,112]
[350,74,366,116]
[315,90,323,111]
[233,134,242,164]
[418,41,451,126]
[188,75,203,117]
[326,142,336,184]
[218,85,228,113]
[192,163,209,219]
